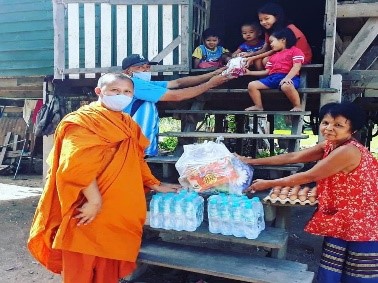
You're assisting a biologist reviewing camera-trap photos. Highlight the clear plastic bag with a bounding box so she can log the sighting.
[175,140,253,195]
[221,57,246,78]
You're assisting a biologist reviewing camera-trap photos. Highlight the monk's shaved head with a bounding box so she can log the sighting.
[97,73,134,88]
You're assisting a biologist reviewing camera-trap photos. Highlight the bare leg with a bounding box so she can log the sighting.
[246,81,270,110]
[280,83,302,111]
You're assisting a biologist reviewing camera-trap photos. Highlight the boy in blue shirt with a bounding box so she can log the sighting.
[122,54,233,156]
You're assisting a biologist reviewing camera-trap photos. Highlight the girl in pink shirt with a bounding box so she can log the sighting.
[245,2,312,69]
[244,28,304,111]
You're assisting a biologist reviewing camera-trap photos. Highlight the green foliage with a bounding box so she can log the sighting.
[159,117,181,132]
[274,115,290,130]
[225,115,236,133]
[158,137,178,152]
[256,148,287,158]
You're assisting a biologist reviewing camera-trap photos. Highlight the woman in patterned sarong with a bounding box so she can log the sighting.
[239,102,378,283]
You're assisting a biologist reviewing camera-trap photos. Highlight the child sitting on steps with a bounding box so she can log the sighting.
[192,28,231,69]
[244,27,304,111]
[232,22,265,70]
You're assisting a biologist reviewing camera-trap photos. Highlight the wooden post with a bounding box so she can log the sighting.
[322,0,337,89]
[53,0,66,80]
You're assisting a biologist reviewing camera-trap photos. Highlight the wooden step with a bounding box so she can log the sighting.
[138,240,314,283]
[145,218,288,251]
[146,155,304,172]
[205,87,338,95]
[190,63,324,74]
[165,110,311,115]
[159,132,309,139]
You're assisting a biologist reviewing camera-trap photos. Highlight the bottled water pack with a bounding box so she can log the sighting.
[149,190,204,232]
[207,194,265,239]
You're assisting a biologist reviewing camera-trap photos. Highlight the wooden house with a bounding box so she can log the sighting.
[0,1,377,281]
[0,0,377,173]
[0,0,376,137]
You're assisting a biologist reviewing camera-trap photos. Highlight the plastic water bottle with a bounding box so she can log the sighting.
[219,195,232,236]
[173,192,185,231]
[243,201,260,239]
[162,193,175,230]
[149,193,163,228]
[184,194,197,231]
[195,194,204,228]
[208,195,221,234]
[252,197,265,232]
[231,199,244,237]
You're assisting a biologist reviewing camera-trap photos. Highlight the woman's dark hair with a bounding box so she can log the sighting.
[319,102,366,132]
[257,2,287,34]
[271,28,297,48]
[202,28,221,41]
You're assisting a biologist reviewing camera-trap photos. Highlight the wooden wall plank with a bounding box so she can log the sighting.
[337,2,378,18]
[334,18,378,72]
[162,5,173,74]
[148,5,159,69]
[131,5,143,54]
[68,3,80,79]
[84,3,96,78]
[100,3,112,70]
[116,5,128,66]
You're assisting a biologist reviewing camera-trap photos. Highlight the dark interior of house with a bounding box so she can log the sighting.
[209,0,326,63]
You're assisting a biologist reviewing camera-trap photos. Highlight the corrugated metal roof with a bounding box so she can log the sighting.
[0,0,54,76]
[0,111,28,146]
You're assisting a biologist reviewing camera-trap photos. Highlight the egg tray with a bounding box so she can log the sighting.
[263,186,318,206]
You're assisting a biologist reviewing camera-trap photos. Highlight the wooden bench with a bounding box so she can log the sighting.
[138,240,315,283]
[139,212,314,282]
[144,213,289,259]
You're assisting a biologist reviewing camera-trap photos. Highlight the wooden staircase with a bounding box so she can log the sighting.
[140,65,338,282]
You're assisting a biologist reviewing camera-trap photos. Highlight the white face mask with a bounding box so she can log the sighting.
[98,94,133,111]
[133,71,152,81]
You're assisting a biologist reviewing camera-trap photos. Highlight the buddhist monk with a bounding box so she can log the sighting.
[28,73,180,283]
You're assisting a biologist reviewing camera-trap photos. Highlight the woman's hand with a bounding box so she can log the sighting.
[74,200,102,226]
[244,179,272,193]
[150,182,182,193]
[234,152,253,164]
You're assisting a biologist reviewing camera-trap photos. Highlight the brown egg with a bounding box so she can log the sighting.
[308,186,318,203]
[298,186,310,201]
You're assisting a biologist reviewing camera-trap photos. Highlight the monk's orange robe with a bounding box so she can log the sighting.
[28,102,160,274]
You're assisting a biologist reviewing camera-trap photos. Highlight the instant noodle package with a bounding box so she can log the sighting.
[175,140,253,195]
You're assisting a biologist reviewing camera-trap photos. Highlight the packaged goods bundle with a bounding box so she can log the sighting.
[175,140,253,195]
[149,190,204,232]
[208,194,265,239]
[221,57,246,78]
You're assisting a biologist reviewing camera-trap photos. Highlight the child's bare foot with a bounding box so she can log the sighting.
[245,105,264,111]
[290,106,302,111]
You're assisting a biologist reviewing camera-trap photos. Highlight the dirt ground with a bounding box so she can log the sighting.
[0,173,323,283]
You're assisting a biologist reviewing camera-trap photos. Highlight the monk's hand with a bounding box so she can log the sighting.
[244,179,271,194]
[150,182,182,193]
[74,200,102,226]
